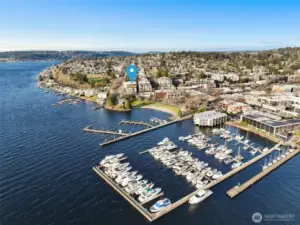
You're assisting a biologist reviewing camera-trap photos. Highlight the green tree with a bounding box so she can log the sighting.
[124,100,131,109]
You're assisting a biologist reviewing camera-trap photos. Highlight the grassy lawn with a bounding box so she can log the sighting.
[131,99,154,108]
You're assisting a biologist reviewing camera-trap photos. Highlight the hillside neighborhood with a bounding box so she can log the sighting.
[39,47,300,137]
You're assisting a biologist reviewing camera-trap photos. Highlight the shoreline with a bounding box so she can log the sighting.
[105,106,131,112]
[142,104,180,120]
[226,121,280,143]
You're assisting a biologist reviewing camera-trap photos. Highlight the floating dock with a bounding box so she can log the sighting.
[119,120,154,128]
[93,166,155,221]
[99,115,193,147]
[94,141,285,222]
[227,148,299,198]
[83,126,129,136]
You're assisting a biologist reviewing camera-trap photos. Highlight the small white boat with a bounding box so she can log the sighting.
[188,189,213,204]
[138,188,162,203]
[157,138,170,146]
[149,198,171,212]
[178,136,184,141]
[262,147,269,152]
[231,161,242,169]
[250,149,257,155]
[212,171,223,179]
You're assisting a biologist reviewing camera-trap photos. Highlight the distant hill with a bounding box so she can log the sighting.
[0,51,136,61]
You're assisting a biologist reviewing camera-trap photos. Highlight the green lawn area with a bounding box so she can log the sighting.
[131,99,154,108]
[88,78,109,86]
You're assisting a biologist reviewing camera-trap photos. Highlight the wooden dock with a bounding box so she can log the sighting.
[93,141,286,222]
[150,142,282,221]
[83,126,129,136]
[93,166,155,221]
[227,148,300,198]
[99,115,193,147]
[120,120,154,128]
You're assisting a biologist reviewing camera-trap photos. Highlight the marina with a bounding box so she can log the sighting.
[83,125,130,136]
[94,128,289,222]
[119,120,154,128]
[227,147,300,198]
[97,115,193,147]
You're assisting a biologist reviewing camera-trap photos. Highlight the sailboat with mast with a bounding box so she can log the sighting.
[267,154,273,167]
[272,152,278,163]
[262,158,268,170]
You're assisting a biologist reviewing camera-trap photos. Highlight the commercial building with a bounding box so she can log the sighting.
[194,110,227,127]
[241,113,300,136]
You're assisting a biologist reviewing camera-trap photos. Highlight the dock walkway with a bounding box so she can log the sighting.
[83,126,129,136]
[93,166,155,221]
[227,148,299,198]
[99,115,193,147]
[151,142,281,221]
[119,120,154,128]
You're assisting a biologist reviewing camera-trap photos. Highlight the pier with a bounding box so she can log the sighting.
[83,126,129,136]
[227,148,300,198]
[150,142,282,221]
[99,115,193,147]
[93,166,154,221]
[119,120,154,128]
[94,140,286,222]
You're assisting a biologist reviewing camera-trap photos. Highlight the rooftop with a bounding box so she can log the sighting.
[194,110,227,120]
[243,113,300,128]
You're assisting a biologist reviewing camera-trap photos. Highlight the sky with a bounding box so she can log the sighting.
[0,0,299,52]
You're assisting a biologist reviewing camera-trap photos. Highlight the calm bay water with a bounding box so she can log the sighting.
[0,62,299,225]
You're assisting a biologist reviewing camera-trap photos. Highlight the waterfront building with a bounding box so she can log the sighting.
[241,112,300,136]
[193,110,227,127]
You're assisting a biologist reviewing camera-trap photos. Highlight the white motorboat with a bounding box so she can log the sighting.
[231,161,242,169]
[178,136,184,141]
[250,149,257,155]
[138,188,162,203]
[262,159,268,170]
[212,171,223,179]
[262,147,269,152]
[135,182,154,195]
[195,180,209,189]
[188,189,213,204]
[157,138,170,146]
[224,157,233,164]
[149,198,171,212]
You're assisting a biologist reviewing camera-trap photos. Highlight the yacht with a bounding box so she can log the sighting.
[262,147,269,153]
[149,198,171,212]
[138,188,162,203]
[188,189,213,204]
[212,171,223,179]
[178,136,184,141]
[250,149,257,155]
[157,137,170,146]
[267,156,273,167]
[231,161,242,169]
[195,179,209,189]
[224,157,233,164]
[272,152,278,164]
[262,159,268,170]
[135,182,154,195]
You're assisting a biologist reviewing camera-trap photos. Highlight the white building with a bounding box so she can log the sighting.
[123,81,137,94]
[193,110,227,127]
[157,77,173,89]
